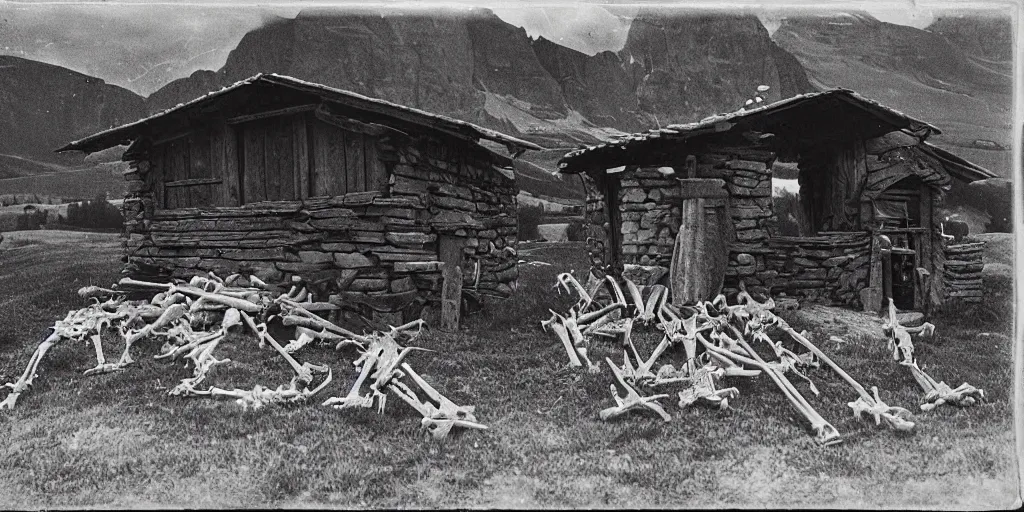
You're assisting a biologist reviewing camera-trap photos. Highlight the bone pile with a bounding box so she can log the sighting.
[882,298,985,411]
[544,274,916,446]
[0,273,484,439]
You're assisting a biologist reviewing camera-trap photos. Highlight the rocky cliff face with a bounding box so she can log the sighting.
[619,10,814,123]
[146,8,814,146]
[467,16,567,120]
[0,56,146,164]
[531,36,645,131]
[147,10,491,125]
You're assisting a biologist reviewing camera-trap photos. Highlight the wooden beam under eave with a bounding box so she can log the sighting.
[226,104,319,125]
[313,104,395,137]
[122,136,152,161]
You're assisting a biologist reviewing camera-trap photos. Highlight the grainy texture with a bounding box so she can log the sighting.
[0,237,1015,509]
[942,242,985,303]
[120,113,520,325]
[576,132,976,309]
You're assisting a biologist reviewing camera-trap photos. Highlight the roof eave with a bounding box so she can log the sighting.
[56,73,542,155]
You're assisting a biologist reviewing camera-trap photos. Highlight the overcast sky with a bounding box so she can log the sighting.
[0,0,981,96]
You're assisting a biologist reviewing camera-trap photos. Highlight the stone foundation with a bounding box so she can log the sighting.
[762,232,872,306]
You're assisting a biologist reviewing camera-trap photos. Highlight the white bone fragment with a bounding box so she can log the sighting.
[599,357,671,422]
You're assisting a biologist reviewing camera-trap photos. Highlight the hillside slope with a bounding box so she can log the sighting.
[0,56,146,165]
[772,12,1013,176]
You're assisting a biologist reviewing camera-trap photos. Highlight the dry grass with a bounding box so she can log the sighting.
[0,229,121,251]
[0,239,1018,509]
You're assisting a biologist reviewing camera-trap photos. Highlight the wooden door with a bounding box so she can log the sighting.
[669,179,733,306]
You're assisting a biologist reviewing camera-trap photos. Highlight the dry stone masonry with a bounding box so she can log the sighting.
[581,145,776,296]
[942,242,985,303]
[766,233,872,306]
[121,131,519,325]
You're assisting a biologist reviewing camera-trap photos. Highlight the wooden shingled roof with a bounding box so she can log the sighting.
[557,88,996,182]
[57,73,543,155]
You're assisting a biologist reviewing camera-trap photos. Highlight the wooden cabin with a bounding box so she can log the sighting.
[557,89,996,313]
[59,73,541,327]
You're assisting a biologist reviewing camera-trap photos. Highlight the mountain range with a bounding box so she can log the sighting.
[0,8,1013,202]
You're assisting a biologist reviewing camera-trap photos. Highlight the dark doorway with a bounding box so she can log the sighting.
[890,249,916,310]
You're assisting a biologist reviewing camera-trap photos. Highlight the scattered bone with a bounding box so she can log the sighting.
[542,275,929,445]
[1,273,484,439]
[206,370,334,410]
[848,386,915,431]
[323,321,431,412]
[320,320,484,439]
[775,316,913,431]
[677,363,739,410]
[883,298,984,411]
[390,363,488,439]
[78,285,124,300]
[600,357,672,422]
[2,299,132,408]
[700,332,841,446]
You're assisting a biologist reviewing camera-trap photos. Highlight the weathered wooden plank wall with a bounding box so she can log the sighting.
[126,120,521,327]
[151,112,395,210]
[308,117,387,197]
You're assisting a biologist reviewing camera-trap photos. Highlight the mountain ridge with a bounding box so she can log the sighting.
[143,7,813,149]
[0,55,146,166]
[0,9,1012,204]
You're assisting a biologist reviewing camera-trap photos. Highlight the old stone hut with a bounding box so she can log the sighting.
[557,89,995,313]
[59,73,540,327]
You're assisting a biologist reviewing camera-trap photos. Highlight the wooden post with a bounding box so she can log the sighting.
[440,265,463,332]
[604,176,623,276]
[861,233,886,313]
[669,179,730,306]
[684,155,697,178]
[881,248,893,307]
[438,235,463,331]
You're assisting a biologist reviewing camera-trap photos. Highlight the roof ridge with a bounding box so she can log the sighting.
[58,72,542,154]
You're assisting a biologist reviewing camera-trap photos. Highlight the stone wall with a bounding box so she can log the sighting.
[384,134,520,299]
[121,130,518,323]
[764,233,872,306]
[698,147,776,297]
[580,172,610,277]
[579,145,776,294]
[617,168,681,268]
[943,242,984,303]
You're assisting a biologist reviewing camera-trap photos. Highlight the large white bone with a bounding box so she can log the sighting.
[881,299,979,411]
[677,363,740,410]
[0,331,61,410]
[119,278,263,313]
[391,363,488,439]
[277,298,371,348]
[773,315,914,431]
[554,272,595,313]
[902,360,985,411]
[119,303,188,366]
[207,368,333,409]
[698,332,841,446]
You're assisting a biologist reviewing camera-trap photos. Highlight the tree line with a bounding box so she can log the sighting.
[10,194,122,231]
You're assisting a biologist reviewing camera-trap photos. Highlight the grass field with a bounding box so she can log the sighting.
[0,234,1018,508]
